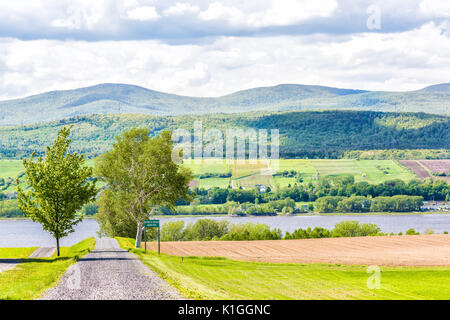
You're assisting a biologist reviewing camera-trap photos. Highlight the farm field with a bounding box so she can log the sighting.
[400,159,450,182]
[0,159,95,193]
[419,160,450,183]
[0,160,23,178]
[420,160,450,174]
[189,159,416,189]
[400,160,431,179]
[118,237,450,300]
[0,158,426,192]
[142,234,450,267]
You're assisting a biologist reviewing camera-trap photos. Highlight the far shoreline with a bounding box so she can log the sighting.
[2,211,449,221]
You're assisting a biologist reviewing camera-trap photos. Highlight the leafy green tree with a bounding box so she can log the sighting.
[331,220,382,237]
[405,228,420,235]
[315,196,345,213]
[95,189,137,238]
[160,221,186,241]
[184,219,229,241]
[336,196,371,212]
[17,127,97,256]
[95,128,192,248]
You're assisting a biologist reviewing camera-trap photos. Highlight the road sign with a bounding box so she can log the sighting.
[144,219,159,228]
[144,219,160,255]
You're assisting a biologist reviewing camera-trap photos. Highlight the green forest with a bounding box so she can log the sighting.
[0,110,448,159]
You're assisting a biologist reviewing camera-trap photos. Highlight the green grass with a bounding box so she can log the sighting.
[0,238,95,300]
[235,174,274,189]
[197,177,231,189]
[183,159,231,176]
[0,247,38,259]
[0,159,23,178]
[117,237,450,300]
[185,158,415,190]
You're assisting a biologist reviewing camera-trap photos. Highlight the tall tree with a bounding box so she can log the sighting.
[17,126,98,256]
[95,128,192,248]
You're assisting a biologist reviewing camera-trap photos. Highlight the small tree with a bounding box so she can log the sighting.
[17,127,98,256]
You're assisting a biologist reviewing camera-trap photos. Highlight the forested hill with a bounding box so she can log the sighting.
[0,110,448,159]
[0,83,449,125]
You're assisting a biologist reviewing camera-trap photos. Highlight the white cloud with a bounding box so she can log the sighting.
[1,22,450,100]
[163,3,199,16]
[198,2,244,25]
[126,6,160,21]
[197,0,338,27]
[0,1,449,100]
[420,0,450,17]
[247,0,338,27]
[0,0,445,41]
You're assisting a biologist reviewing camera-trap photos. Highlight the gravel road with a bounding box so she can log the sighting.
[40,238,184,300]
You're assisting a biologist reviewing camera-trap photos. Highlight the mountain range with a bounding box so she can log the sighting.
[0,83,449,126]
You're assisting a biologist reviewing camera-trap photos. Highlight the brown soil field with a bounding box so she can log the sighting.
[399,160,431,179]
[144,234,450,267]
[419,160,450,174]
[419,160,450,183]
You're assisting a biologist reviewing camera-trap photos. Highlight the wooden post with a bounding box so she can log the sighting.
[158,225,160,255]
[144,227,147,253]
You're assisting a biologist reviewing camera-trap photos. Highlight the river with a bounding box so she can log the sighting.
[1,214,449,247]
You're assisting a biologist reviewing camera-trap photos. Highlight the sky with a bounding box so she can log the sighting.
[0,0,450,100]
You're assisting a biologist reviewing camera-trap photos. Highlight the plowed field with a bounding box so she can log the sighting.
[145,234,450,267]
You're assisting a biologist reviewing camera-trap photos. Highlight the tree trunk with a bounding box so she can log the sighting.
[135,220,143,248]
[56,237,60,257]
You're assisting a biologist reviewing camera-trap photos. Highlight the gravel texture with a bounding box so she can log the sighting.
[0,259,20,273]
[28,247,56,258]
[40,237,184,300]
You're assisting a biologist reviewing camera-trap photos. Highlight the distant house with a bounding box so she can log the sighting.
[5,192,17,199]
[254,184,267,193]
[189,180,199,189]
[421,201,450,211]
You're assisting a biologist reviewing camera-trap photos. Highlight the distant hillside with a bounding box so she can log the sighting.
[0,110,448,159]
[0,83,448,125]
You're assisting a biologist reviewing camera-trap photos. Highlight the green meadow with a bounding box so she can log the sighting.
[0,238,95,300]
[117,237,450,300]
[117,238,450,300]
[189,159,415,189]
[0,247,37,259]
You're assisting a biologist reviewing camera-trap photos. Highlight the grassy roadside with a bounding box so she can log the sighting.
[0,247,37,258]
[0,238,95,300]
[117,237,450,300]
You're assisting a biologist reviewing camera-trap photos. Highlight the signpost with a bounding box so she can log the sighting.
[144,219,160,254]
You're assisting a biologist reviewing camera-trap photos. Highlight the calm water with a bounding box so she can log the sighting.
[1,214,449,247]
[0,219,100,248]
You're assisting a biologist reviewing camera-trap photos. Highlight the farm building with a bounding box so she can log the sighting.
[254,184,267,193]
